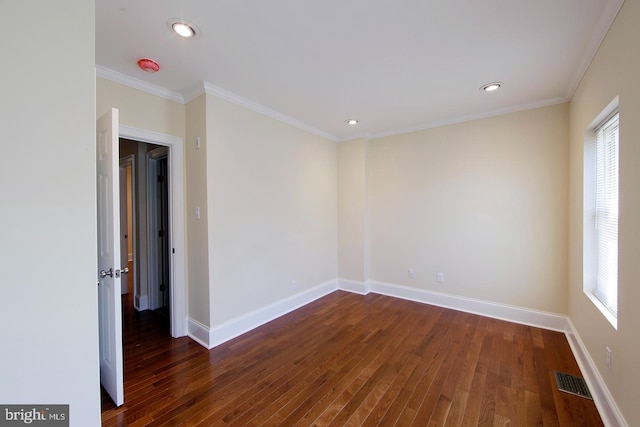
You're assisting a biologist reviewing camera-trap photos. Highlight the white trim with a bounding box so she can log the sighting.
[145,147,168,311]
[185,82,338,142]
[566,318,629,427]
[365,97,568,141]
[187,318,211,349]
[120,125,183,146]
[583,96,620,331]
[337,279,370,295]
[166,139,187,337]
[99,64,582,145]
[191,280,339,349]
[98,71,337,142]
[119,153,139,309]
[365,280,570,332]
[119,125,188,338]
[96,66,184,104]
[565,0,625,99]
[134,294,149,311]
[181,83,207,104]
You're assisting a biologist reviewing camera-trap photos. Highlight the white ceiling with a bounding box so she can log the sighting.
[96,0,624,141]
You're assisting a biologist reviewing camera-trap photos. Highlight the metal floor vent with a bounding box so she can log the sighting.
[553,371,593,399]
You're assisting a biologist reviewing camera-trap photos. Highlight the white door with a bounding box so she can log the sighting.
[97,108,124,406]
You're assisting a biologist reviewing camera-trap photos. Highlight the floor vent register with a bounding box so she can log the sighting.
[553,371,593,399]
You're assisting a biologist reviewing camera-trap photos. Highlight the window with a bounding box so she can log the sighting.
[594,113,619,313]
[584,100,619,329]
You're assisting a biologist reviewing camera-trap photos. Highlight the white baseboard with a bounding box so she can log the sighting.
[187,318,211,349]
[367,280,570,332]
[134,294,149,311]
[565,318,628,427]
[337,279,370,295]
[189,280,338,350]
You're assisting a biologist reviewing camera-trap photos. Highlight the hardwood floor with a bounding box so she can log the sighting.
[101,291,603,426]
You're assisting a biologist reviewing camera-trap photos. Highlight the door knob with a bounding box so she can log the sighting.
[121,267,129,274]
[99,268,114,279]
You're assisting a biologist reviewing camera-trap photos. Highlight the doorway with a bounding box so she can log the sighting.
[119,139,172,329]
[99,115,188,407]
[119,156,135,297]
[147,147,171,318]
[119,124,187,339]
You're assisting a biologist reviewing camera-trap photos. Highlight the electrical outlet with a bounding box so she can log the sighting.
[408,269,415,279]
[436,273,444,283]
[606,347,612,369]
[290,280,297,290]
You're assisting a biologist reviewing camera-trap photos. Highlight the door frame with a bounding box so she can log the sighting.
[120,125,187,338]
[119,155,136,298]
[146,146,169,311]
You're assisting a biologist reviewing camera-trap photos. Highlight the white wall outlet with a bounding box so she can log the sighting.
[408,269,415,279]
[606,346,612,369]
[290,280,297,290]
[436,273,444,283]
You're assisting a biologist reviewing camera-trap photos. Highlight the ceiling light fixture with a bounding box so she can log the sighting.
[168,19,199,38]
[346,119,359,125]
[480,82,502,92]
[137,58,160,73]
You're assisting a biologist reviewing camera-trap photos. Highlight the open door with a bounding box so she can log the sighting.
[97,108,124,406]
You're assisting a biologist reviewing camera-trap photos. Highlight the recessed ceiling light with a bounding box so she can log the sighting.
[346,119,359,125]
[480,82,502,92]
[168,19,199,38]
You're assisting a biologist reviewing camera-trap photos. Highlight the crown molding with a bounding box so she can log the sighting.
[97,64,577,144]
[97,67,338,141]
[336,132,373,143]
[368,96,569,140]
[96,65,185,104]
[182,82,207,104]
[200,82,338,142]
[565,0,625,99]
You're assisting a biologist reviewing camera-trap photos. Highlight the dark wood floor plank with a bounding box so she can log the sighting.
[248,297,406,426]
[101,291,604,426]
[325,307,428,427]
[410,313,472,426]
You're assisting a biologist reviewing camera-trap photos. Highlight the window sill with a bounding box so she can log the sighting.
[585,290,618,330]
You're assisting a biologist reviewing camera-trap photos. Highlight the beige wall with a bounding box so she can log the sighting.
[569,0,640,424]
[338,138,369,282]
[205,94,338,326]
[96,80,340,331]
[368,104,569,313]
[185,95,211,326]
[96,78,185,138]
[0,1,100,424]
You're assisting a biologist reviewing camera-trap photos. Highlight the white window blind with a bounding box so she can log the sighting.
[594,112,619,316]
